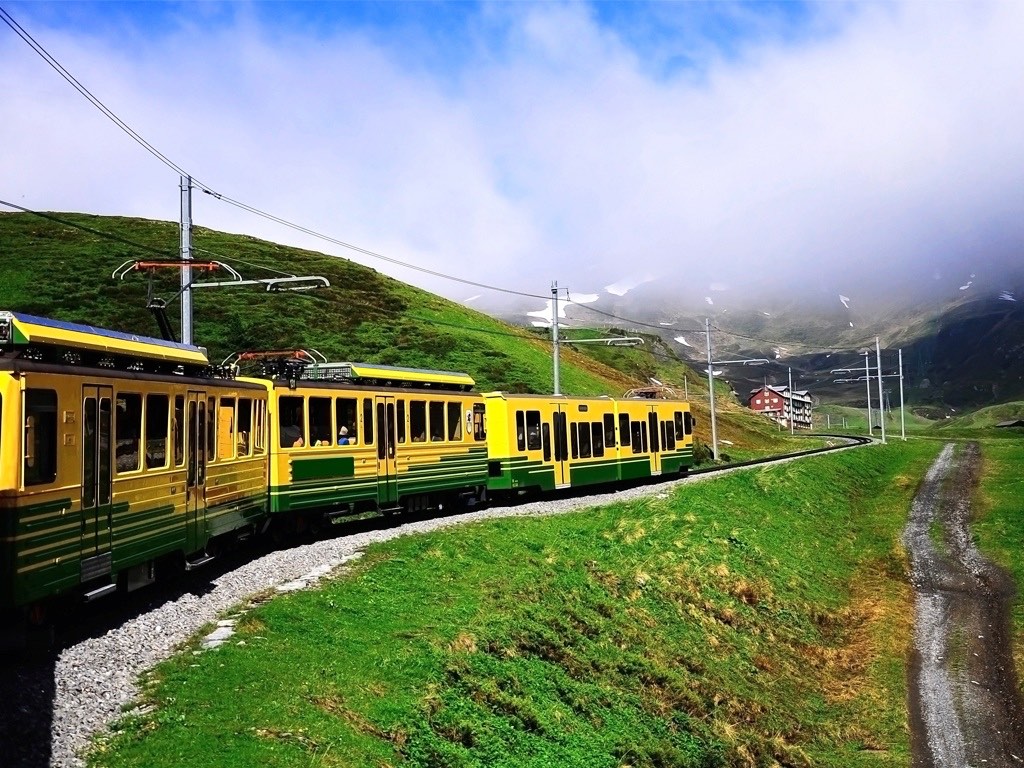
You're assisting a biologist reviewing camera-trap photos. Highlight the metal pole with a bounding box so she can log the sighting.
[899,348,906,441]
[706,317,718,461]
[827,414,830,429]
[788,366,794,434]
[551,281,560,395]
[876,337,886,444]
[180,175,193,345]
[864,352,872,438]
[683,376,688,400]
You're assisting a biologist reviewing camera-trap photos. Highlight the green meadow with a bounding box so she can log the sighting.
[92,441,941,768]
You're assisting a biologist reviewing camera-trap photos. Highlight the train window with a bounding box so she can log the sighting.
[207,397,217,463]
[447,402,462,441]
[526,411,542,451]
[115,394,142,473]
[641,422,649,453]
[309,397,332,447]
[619,414,631,449]
[429,401,445,442]
[674,412,685,440]
[570,423,578,459]
[218,397,236,460]
[631,421,645,453]
[579,422,592,458]
[336,398,358,445]
[145,394,169,469]
[473,403,486,441]
[604,414,616,448]
[591,422,604,458]
[684,412,694,435]
[237,398,253,457]
[396,400,406,444]
[515,411,526,451]
[174,395,185,466]
[253,400,266,455]
[362,398,374,445]
[280,396,306,448]
[410,401,426,442]
[24,389,58,486]
[542,423,551,461]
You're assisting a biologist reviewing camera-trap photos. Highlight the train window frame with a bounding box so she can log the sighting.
[570,422,579,459]
[115,393,143,474]
[515,411,526,451]
[218,396,236,460]
[526,411,542,451]
[631,421,644,454]
[145,393,169,469]
[336,397,358,446]
[253,399,266,455]
[591,422,604,458]
[578,422,592,458]
[309,396,333,448]
[603,414,615,448]
[362,398,374,445]
[619,413,631,449]
[684,411,694,435]
[542,422,552,461]
[207,396,217,464]
[237,398,253,457]
[410,400,426,443]
[24,388,58,486]
[429,401,445,442]
[174,395,185,466]
[473,403,486,441]
[674,411,685,440]
[447,402,462,441]
[280,396,306,448]
[396,399,406,444]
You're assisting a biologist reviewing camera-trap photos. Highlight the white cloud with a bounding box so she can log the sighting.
[3,2,1024,308]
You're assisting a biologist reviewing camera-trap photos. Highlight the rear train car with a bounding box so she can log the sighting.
[0,311,268,634]
[483,392,695,495]
[242,360,489,520]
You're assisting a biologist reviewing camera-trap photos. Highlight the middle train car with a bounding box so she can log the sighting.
[482,392,695,495]
[240,362,491,517]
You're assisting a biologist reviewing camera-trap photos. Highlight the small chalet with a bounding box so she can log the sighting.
[749,385,813,430]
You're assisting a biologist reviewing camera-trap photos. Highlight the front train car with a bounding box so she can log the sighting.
[0,311,268,641]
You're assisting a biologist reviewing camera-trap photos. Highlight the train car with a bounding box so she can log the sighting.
[0,311,268,630]
[483,392,695,495]
[237,358,489,520]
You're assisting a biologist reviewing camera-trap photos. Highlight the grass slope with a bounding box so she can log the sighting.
[92,442,939,768]
[972,440,1024,686]
[0,211,796,457]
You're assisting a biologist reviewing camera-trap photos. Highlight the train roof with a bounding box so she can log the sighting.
[0,311,210,366]
[300,361,475,391]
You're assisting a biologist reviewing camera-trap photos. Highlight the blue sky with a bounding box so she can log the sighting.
[3,1,1024,314]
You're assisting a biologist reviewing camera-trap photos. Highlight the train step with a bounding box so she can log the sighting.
[83,583,117,602]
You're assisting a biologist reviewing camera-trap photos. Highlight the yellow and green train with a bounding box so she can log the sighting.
[0,311,694,635]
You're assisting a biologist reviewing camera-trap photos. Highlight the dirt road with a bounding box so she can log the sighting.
[904,442,1024,766]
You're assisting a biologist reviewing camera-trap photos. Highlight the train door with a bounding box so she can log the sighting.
[186,391,208,553]
[375,396,398,506]
[647,407,662,475]
[80,385,113,571]
[551,404,570,488]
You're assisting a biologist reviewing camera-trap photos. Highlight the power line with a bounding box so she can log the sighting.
[0,5,550,301]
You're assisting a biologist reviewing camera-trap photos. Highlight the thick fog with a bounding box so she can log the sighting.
[3,1,1023,319]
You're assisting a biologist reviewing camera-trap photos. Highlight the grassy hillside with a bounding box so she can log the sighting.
[90,442,940,768]
[0,211,795,456]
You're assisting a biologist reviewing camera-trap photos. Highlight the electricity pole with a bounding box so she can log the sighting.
[180,176,193,345]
